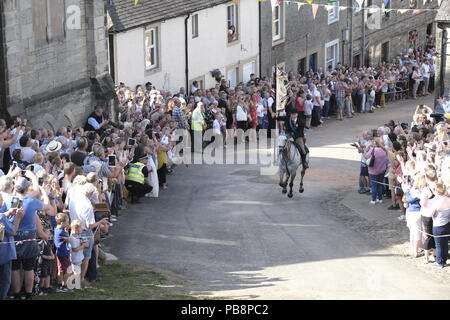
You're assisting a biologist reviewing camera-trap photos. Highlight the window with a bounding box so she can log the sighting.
[272,3,284,41]
[325,39,339,70]
[309,53,318,72]
[192,14,199,38]
[243,61,256,84]
[328,1,339,24]
[297,57,306,76]
[145,27,158,70]
[227,4,238,42]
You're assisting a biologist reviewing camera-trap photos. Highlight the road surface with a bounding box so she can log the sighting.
[107,96,450,299]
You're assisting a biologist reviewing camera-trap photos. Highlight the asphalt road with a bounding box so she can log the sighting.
[107,96,450,299]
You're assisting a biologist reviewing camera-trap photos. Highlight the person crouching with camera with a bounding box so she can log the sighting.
[125,153,153,204]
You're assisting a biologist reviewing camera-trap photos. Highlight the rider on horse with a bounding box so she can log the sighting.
[275,109,309,169]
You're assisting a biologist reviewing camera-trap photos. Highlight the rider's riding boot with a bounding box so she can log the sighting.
[302,153,309,169]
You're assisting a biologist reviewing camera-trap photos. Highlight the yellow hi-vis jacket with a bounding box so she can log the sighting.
[191,107,205,131]
[125,162,145,184]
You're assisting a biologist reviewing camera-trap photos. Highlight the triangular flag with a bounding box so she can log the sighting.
[340,6,348,11]
[306,0,314,4]
[297,2,305,10]
[134,0,138,5]
[383,0,389,6]
[413,9,424,14]
[422,0,427,6]
[369,7,379,14]
[270,0,276,8]
[397,9,408,14]
[312,3,319,18]
[438,0,443,7]
[259,0,267,2]
[327,0,338,2]
[232,0,239,4]
[355,0,365,8]
[324,5,333,11]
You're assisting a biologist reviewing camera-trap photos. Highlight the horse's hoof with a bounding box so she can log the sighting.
[288,193,293,198]
[299,188,304,193]
[282,189,287,194]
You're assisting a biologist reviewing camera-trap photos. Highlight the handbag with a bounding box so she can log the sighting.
[366,147,376,167]
[395,184,404,197]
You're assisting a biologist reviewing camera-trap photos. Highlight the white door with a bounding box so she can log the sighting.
[227,68,238,88]
[243,61,256,84]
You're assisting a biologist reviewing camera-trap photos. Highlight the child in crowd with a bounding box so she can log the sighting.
[69,220,89,274]
[39,230,54,295]
[54,213,71,293]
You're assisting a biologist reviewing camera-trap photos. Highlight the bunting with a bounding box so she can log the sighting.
[270,0,277,8]
[267,0,441,13]
[311,3,319,18]
[134,0,138,5]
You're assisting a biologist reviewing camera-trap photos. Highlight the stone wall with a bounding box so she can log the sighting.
[0,0,110,129]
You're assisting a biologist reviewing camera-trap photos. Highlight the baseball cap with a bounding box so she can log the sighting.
[15,177,31,193]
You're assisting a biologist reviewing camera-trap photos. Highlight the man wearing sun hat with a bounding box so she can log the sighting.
[124,153,152,204]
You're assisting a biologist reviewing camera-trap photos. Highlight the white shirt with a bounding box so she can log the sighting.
[421,63,430,78]
[236,105,247,121]
[68,191,95,230]
[213,119,222,135]
[20,146,36,163]
[256,103,265,117]
[311,89,321,106]
[9,128,23,153]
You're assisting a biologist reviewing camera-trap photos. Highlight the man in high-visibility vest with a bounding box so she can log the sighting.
[190,101,205,153]
[125,153,153,203]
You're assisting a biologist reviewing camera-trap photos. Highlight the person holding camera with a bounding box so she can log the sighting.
[84,106,110,135]
[3,170,56,300]
[0,201,24,300]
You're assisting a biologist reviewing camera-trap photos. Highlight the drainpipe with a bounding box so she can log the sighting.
[438,23,447,102]
[258,1,262,78]
[185,13,190,95]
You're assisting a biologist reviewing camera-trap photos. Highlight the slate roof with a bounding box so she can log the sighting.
[106,0,232,32]
[435,0,450,23]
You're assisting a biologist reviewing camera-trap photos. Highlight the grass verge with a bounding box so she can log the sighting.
[34,262,198,300]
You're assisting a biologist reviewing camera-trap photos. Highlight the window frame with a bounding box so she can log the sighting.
[272,3,283,41]
[324,39,340,70]
[144,27,158,71]
[192,14,199,38]
[328,1,340,25]
[227,3,239,43]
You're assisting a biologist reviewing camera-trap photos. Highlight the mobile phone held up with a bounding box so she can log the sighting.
[11,197,23,209]
[127,138,136,147]
[108,155,116,167]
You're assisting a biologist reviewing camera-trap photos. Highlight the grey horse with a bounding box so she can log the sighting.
[278,135,308,198]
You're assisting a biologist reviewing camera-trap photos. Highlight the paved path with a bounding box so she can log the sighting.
[106,96,450,299]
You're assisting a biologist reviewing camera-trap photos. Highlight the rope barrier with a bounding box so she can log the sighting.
[0,234,97,245]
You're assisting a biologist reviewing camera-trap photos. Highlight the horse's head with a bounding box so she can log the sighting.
[278,135,288,150]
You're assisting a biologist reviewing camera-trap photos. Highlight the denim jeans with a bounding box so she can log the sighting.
[0,261,11,300]
[369,173,385,201]
[433,222,450,266]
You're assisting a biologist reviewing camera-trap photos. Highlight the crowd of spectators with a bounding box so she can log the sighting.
[353,105,450,268]
[0,38,446,299]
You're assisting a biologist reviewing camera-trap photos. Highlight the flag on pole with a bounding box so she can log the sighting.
[276,68,288,112]
[312,3,319,18]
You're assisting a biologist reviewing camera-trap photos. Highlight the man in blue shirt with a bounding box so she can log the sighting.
[0,207,23,300]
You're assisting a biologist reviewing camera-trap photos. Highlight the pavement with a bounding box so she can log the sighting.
[105,95,450,299]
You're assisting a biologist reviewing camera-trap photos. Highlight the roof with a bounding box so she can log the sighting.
[435,0,450,23]
[107,0,232,32]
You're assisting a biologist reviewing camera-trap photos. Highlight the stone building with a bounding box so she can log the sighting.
[435,0,450,103]
[0,0,114,130]
[260,0,439,78]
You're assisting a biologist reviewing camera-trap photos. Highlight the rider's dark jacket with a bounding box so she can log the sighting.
[276,115,305,139]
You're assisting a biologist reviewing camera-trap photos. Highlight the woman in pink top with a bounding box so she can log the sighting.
[365,138,388,204]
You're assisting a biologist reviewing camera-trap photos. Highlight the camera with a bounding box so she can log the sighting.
[11,197,23,209]
[108,155,117,167]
